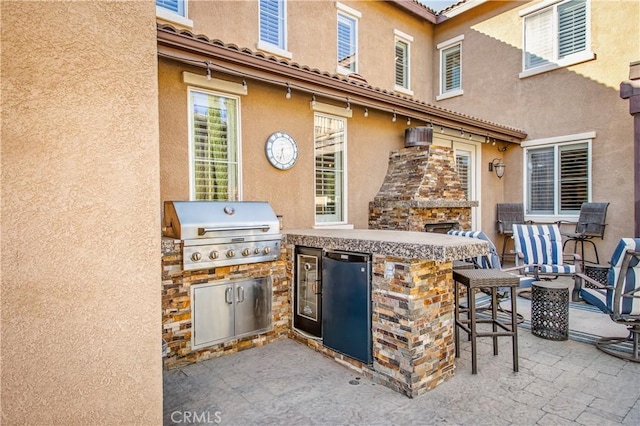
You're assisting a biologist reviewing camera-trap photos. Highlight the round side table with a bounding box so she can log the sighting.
[531,281,569,341]
[584,264,609,288]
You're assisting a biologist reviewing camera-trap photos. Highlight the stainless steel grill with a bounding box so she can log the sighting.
[163,201,282,271]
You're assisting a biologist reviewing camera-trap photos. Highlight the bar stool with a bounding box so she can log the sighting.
[453,269,520,374]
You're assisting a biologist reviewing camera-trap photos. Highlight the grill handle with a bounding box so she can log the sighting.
[198,225,271,235]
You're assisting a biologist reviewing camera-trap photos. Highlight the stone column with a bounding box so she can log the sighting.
[620,61,640,237]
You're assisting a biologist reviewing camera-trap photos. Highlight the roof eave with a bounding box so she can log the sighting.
[156,25,526,142]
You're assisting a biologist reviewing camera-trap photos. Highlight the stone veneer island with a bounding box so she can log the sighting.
[284,228,488,398]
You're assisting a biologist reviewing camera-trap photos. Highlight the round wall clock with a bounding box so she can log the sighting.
[265,132,299,170]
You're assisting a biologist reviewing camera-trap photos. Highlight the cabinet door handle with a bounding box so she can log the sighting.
[225,287,233,304]
[237,286,245,303]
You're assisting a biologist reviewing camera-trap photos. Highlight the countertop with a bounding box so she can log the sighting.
[284,228,488,262]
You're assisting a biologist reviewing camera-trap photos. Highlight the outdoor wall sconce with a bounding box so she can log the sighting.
[489,158,505,178]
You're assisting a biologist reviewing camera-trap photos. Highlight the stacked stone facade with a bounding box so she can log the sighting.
[369,145,477,232]
[161,238,290,369]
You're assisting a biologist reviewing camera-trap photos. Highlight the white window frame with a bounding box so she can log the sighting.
[522,131,594,222]
[394,29,414,96]
[436,35,464,101]
[313,112,349,228]
[156,0,193,28]
[187,87,243,201]
[336,2,361,75]
[519,0,594,79]
[257,0,292,59]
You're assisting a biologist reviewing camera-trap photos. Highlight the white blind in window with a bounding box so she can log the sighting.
[156,0,184,15]
[528,147,554,214]
[191,92,239,201]
[455,153,470,201]
[395,40,408,88]
[315,115,345,223]
[524,8,553,69]
[558,0,587,59]
[559,143,588,213]
[260,0,284,48]
[337,14,356,71]
[442,44,461,92]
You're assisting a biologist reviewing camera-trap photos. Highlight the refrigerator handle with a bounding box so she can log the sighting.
[237,285,245,303]
[314,279,322,295]
[225,287,233,304]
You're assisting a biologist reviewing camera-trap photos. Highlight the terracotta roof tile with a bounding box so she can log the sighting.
[157,24,526,138]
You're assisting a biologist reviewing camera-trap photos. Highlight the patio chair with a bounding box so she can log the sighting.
[573,238,640,362]
[496,203,531,264]
[512,224,582,281]
[559,202,609,266]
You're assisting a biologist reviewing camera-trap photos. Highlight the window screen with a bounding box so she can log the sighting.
[395,40,409,88]
[156,0,185,16]
[337,14,357,72]
[442,44,461,93]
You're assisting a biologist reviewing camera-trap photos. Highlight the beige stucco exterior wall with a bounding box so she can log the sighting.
[1,1,162,423]
[158,58,408,229]
[433,0,639,256]
[176,0,435,101]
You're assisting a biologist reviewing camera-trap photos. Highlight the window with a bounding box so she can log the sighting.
[156,0,192,26]
[188,89,240,201]
[524,133,592,218]
[521,0,593,77]
[336,3,360,74]
[315,113,346,224]
[394,29,413,95]
[156,0,184,16]
[436,35,463,100]
[258,0,290,57]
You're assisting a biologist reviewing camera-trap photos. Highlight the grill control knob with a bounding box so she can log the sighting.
[191,252,202,262]
[254,248,260,254]
[242,248,251,257]
[263,247,271,255]
[209,251,219,260]
[226,249,235,258]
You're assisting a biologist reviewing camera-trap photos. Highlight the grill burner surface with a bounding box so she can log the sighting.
[163,201,282,271]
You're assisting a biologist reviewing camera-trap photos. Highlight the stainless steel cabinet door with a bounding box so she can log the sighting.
[234,277,272,337]
[192,282,234,348]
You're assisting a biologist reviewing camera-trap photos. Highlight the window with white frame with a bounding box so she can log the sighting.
[336,3,360,74]
[521,0,593,77]
[258,0,288,55]
[156,0,192,26]
[314,113,346,224]
[437,35,463,100]
[524,133,592,218]
[188,88,240,201]
[394,29,413,94]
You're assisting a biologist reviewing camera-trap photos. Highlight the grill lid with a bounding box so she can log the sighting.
[163,201,280,240]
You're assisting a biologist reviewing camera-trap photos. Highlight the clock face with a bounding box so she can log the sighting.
[265,132,298,170]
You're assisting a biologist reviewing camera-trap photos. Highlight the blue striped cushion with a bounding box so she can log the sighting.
[512,224,564,268]
[606,238,640,316]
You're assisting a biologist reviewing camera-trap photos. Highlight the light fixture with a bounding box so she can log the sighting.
[428,120,433,128]
[460,128,464,137]
[406,117,411,125]
[364,108,369,118]
[311,95,317,106]
[285,83,291,99]
[346,97,351,111]
[242,79,247,88]
[440,126,444,133]
[206,61,212,80]
[392,111,397,122]
[468,133,473,140]
[489,158,505,179]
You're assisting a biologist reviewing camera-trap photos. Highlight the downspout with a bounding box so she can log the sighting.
[620,61,640,237]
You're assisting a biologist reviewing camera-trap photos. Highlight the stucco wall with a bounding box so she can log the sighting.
[184,0,435,101]
[158,58,407,229]
[1,1,162,423]
[433,0,639,256]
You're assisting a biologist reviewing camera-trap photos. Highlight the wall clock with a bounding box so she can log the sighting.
[265,132,299,170]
